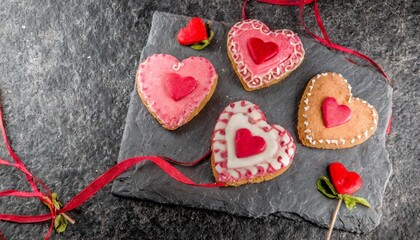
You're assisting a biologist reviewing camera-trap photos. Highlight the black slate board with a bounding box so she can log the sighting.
[111,11,392,233]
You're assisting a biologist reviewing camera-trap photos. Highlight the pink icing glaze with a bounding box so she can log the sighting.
[211,100,296,183]
[227,19,305,89]
[137,54,217,129]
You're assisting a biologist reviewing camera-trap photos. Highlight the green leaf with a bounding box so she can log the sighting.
[342,195,371,209]
[190,31,215,50]
[54,214,68,233]
[343,195,371,208]
[54,214,62,228]
[317,176,338,199]
[343,195,357,209]
[208,30,215,41]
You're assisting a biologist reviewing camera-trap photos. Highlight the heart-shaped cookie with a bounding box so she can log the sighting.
[136,54,218,130]
[227,19,305,91]
[297,72,378,149]
[211,100,296,186]
[329,162,362,195]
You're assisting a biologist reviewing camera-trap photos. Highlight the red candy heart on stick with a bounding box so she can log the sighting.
[329,162,362,195]
[317,162,371,240]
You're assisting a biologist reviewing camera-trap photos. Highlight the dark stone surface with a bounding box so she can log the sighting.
[111,11,392,234]
[0,0,418,239]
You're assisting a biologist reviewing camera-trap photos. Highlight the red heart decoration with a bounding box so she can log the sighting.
[164,73,198,101]
[247,38,279,65]
[235,128,267,158]
[329,162,362,195]
[322,97,352,128]
[177,17,208,46]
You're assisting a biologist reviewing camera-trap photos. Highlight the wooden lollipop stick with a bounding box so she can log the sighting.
[326,198,343,240]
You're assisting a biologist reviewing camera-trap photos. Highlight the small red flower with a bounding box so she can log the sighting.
[177,17,208,46]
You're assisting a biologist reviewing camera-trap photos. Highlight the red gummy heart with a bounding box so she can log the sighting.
[177,17,208,46]
[329,162,362,195]
[247,37,279,65]
[235,128,266,158]
[322,97,352,128]
[164,73,197,101]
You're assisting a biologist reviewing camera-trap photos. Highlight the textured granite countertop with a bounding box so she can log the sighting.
[0,1,418,239]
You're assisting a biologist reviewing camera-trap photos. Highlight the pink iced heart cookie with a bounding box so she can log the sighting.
[227,19,305,91]
[211,100,296,186]
[136,54,218,130]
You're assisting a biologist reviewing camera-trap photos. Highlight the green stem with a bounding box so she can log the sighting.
[61,213,75,224]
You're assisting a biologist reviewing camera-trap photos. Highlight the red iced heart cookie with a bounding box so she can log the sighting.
[211,100,296,186]
[227,19,305,91]
[322,97,352,128]
[329,162,362,195]
[136,54,218,130]
[235,128,266,158]
[247,38,279,64]
[297,72,378,149]
[177,17,208,46]
[164,73,198,101]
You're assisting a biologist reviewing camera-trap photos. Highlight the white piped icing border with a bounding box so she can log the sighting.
[227,19,305,89]
[301,72,378,146]
[211,100,296,183]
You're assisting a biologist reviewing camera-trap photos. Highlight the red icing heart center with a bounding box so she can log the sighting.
[322,97,352,128]
[235,128,266,158]
[164,73,198,101]
[247,38,279,65]
[177,17,208,46]
[329,162,362,195]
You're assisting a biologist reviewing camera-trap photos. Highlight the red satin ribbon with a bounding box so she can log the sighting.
[242,0,392,132]
[0,98,225,239]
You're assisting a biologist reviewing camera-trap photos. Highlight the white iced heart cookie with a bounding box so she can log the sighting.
[211,100,296,186]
